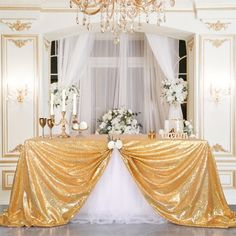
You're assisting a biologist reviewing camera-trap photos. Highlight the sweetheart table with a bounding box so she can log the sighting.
[0,135,236,228]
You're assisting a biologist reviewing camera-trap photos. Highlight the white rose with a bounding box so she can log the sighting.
[100,122,106,129]
[131,119,137,126]
[185,121,190,126]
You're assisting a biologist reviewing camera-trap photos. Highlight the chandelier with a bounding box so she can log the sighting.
[70,0,175,43]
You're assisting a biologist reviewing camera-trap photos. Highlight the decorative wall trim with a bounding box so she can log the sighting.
[9,144,23,154]
[1,35,39,157]
[0,19,32,31]
[206,39,228,48]
[2,170,15,190]
[9,39,33,48]
[44,38,50,51]
[203,20,230,31]
[200,36,234,157]
[212,144,228,153]
[218,170,235,188]
[187,38,194,52]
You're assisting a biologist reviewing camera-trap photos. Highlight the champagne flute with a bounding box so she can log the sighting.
[47,118,54,139]
[39,118,47,138]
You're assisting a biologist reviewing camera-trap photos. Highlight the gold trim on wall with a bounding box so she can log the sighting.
[203,20,230,32]
[8,39,33,48]
[206,39,228,48]
[44,37,50,52]
[218,170,235,189]
[1,35,39,158]
[9,144,23,154]
[187,38,194,52]
[2,170,15,191]
[0,19,32,31]
[212,144,228,153]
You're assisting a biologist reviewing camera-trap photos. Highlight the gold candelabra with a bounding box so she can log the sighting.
[39,112,88,139]
[51,111,70,138]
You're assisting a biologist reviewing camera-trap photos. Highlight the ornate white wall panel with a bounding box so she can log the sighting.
[0,165,16,204]
[1,35,39,157]
[200,35,236,204]
[0,34,39,204]
[200,35,234,157]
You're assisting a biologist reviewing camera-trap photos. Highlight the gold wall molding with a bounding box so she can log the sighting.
[206,39,228,48]
[44,38,50,51]
[212,144,228,153]
[9,144,23,154]
[202,20,231,31]
[218,170,235,188]
[9,39,33,48]
[187,38,194,52]
[0,19,32,31]
[2,170,15,191]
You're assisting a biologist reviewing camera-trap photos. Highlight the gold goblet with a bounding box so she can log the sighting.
[39,118,47,138]
[47,118,54,139]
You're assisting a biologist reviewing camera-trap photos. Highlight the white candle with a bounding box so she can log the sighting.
[164,120,169,133]
[62,89,66,111]
[50,93,54,116]
[176,120,180,133]
[72,93,77,115]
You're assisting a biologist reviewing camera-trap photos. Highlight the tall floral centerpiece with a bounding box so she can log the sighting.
[97,108,141,135]
[161,78,188,120]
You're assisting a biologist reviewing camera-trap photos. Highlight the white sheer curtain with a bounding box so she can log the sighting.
[79,33,173,133]
[58,33,94,87]
[145,33,181,119]
[145,34,179,81]
[56,33,94,133]
[57,32,179,133]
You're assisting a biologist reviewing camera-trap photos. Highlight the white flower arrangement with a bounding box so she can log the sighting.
[97,108,141,135]
[183,120,193,136]
[50,82,79,109]
[161,78,188,105]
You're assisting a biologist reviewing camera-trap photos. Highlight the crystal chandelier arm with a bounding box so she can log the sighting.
[71,0,103,15]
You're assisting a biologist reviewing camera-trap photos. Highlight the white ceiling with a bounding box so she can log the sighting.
[0,0,236,10]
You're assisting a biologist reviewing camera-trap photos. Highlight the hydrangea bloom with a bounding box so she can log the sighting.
[97,108,141,135]
[161,78,188,105]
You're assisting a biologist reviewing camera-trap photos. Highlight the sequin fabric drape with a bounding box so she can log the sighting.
[0,136,236,228]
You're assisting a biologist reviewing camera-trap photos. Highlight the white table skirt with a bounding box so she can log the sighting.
[72,149,166,224]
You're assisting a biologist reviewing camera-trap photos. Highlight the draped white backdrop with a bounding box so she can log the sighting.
[55,32,180,133]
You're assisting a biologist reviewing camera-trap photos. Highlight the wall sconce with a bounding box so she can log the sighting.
[210,84,231,103]
[17,86,28,103]
[8,84,28,103]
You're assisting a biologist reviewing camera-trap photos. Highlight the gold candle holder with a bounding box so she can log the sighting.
[57,111,70,138]
[148,130,156,139]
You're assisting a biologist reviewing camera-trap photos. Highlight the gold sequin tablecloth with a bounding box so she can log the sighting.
[0,135,236,228]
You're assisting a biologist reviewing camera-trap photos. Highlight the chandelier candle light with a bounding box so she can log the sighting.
[70,0,175,43]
